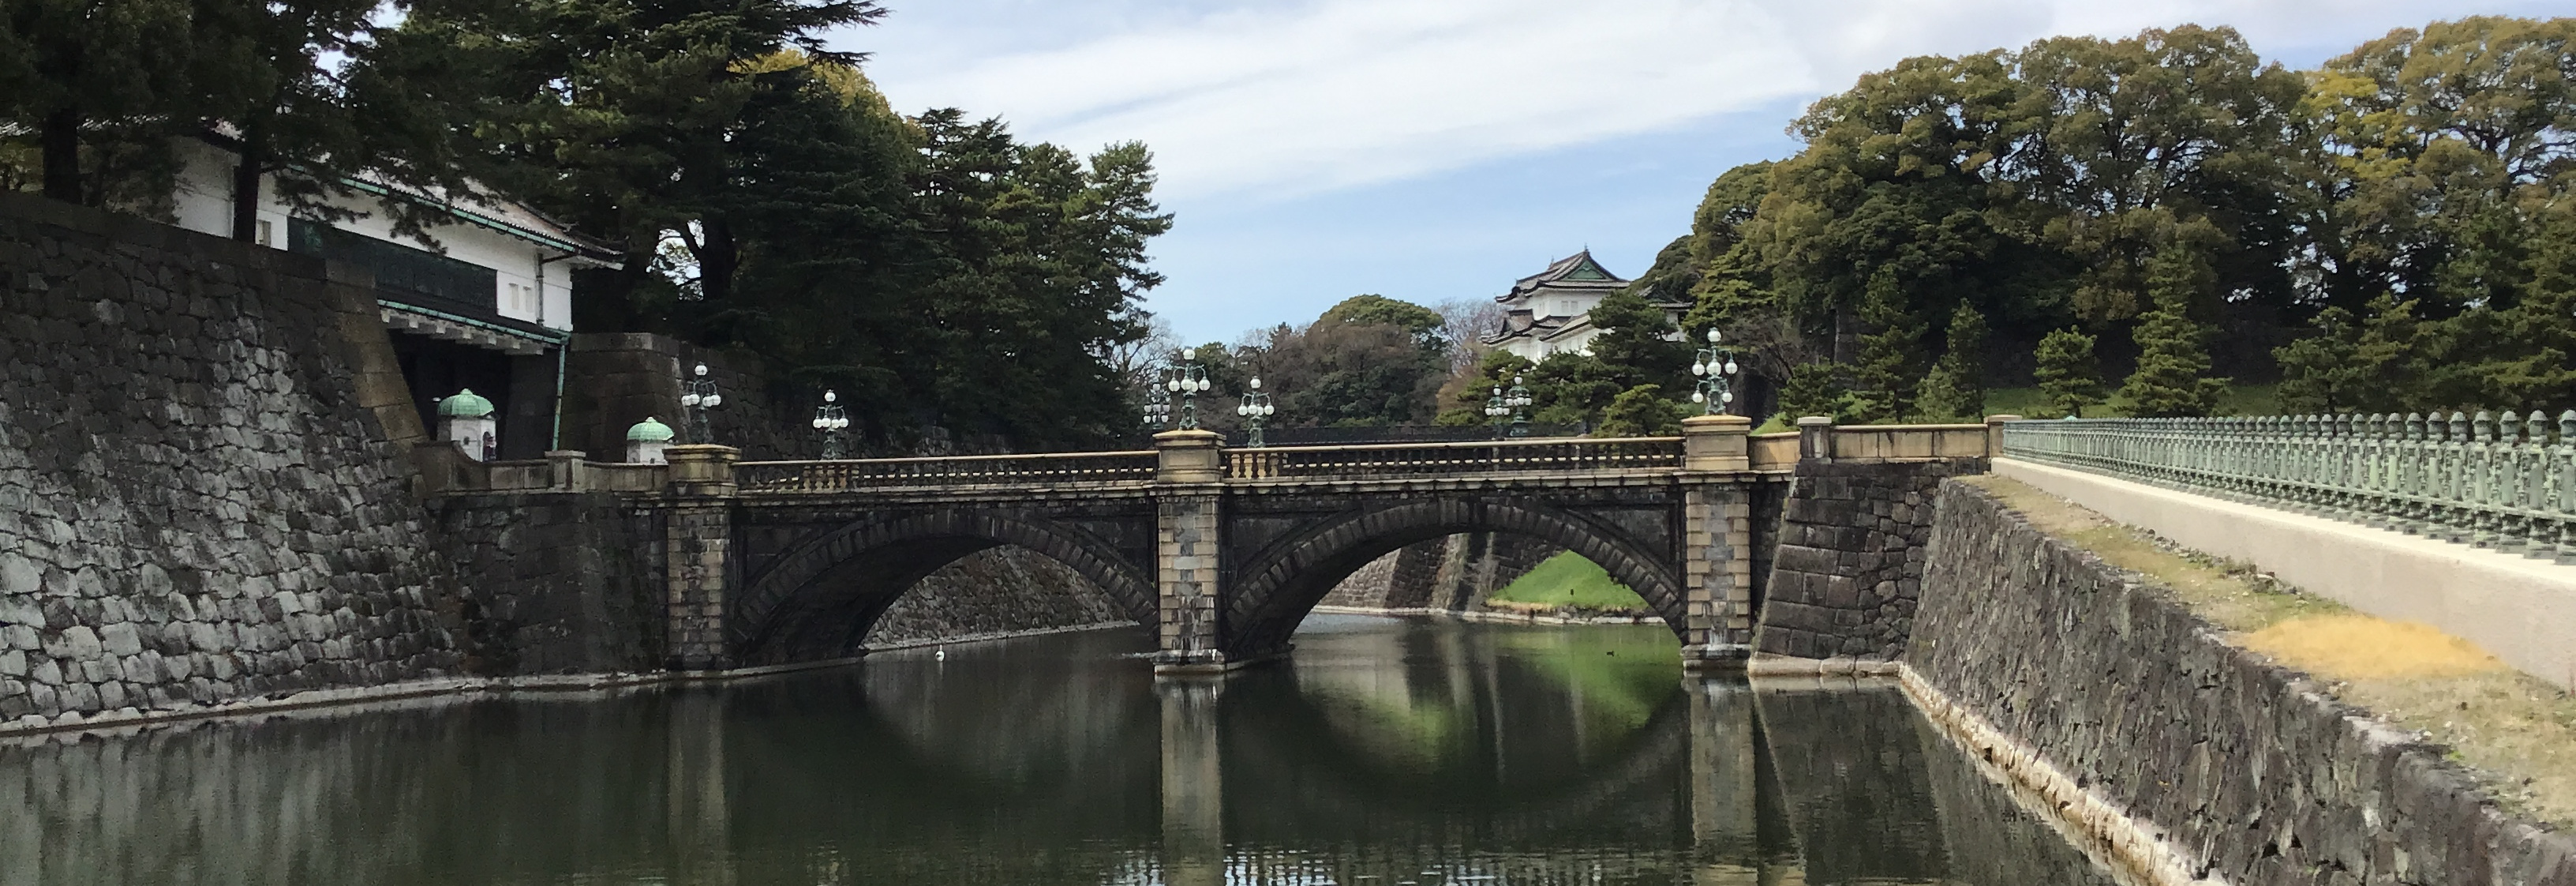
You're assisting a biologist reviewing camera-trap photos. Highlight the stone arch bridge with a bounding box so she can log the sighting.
[423,417,1998,672]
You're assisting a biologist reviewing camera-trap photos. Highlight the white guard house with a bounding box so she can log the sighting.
[1481,250,1690,362]
[167,139,621,459]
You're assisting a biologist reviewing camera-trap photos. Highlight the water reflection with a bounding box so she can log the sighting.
[0,616,2124,886]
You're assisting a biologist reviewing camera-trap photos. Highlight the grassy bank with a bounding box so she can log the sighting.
[1485,552,1650,612]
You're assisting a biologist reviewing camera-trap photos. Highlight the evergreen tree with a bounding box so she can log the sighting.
[2033,328,2104,418]
[1525,351,1625,428]
[1586,288,1689,392]
[1777,361,1848,422]
[2119,297,2230,417]
[1597,385,1687,437]
[2,0,196,202]
[1918,302,1988,419]
[1848,269,1926,423]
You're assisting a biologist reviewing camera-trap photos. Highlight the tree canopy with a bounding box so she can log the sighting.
[1636,15,2576,422]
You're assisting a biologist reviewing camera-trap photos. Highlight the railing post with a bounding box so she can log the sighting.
[1154,429,1225,483]
[665,445,739,497]
[1983,415,2020,458]
[1795,416,1836,464]
[1680,415,1751,472]
[546,449,587,492]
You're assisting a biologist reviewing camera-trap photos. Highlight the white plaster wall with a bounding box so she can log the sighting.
[1994,457,2576,689]
[170,141,578,331]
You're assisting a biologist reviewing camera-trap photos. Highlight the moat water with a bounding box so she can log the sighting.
[0,615,2125,885]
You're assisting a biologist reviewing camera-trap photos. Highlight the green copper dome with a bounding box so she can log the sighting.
[437,389,496,418]
[625,416,676,442]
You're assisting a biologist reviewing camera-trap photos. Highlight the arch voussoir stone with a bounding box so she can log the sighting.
[1220,495,1683,658]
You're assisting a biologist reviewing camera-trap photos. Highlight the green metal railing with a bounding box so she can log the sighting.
[2001,412,2576,564]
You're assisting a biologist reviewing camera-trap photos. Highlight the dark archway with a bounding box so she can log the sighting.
[732,510,1157,664]
[1223,497,1683,658]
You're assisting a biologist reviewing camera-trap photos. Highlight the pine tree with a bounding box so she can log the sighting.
[1918,302,1989,420]
[2033,328,2104,419]
[1597,385,1686,437]
[2119,303,2230,418]
[1777,362,1848,422]
[1848,268,1926,423]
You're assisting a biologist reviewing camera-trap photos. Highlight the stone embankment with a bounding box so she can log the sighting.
[1903,479,2576,885]
[0,195,462,730]
[0,195,1135,733]
[1756,459,1982,659]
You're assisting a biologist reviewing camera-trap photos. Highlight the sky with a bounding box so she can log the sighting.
[840,0,2575,344]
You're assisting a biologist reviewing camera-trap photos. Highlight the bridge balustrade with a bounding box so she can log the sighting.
[736,450,1159,492]
[2001,412,2576,562]
[1222,437,1684,480]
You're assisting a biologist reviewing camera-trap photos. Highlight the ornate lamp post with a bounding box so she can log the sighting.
[1485,385,1510,439]
[1689,328,1739,415]
[1143,398,1172,430]
[679,362,724,444]
[1506,374,1533,437]
[1236,377,1275,447]
[811,389,849,459]
[1161,347,1212,431]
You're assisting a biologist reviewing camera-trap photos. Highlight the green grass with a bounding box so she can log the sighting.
[1487,552,1651,611]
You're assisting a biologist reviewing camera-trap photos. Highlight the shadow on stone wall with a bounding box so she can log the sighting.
[866,546,1138,646]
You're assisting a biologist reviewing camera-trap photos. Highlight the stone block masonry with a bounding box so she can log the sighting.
[1756,459,1983,660]
[0,193,461,727]
[425,493,663,675]
[1907,479,2576,885]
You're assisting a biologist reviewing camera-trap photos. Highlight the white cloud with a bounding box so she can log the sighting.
[865,0,2559,201]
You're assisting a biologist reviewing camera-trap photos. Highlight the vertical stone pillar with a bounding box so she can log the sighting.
[1796,415,1837,463]
[664,445,739,670]
[545,449,587,491]
[1983,414,2021,458]
[1158,678,1226,886]
[1681,415,1758,669]
[1680,483,1757,668]
[1154,430,1227,672]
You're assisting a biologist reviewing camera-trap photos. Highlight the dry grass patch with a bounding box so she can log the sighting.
[1960,474,2576,828]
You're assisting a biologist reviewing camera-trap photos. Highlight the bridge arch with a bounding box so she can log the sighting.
[732,510,1156,664]
[1222,496,1683,658]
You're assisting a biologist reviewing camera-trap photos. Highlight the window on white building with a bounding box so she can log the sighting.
[1556,298,1578,317]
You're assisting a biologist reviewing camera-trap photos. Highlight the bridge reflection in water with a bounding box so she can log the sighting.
[0,618,2121,886]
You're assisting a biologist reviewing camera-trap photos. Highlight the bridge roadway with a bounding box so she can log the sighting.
[425,415,1997,672]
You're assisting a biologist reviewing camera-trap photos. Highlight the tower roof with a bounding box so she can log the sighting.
[1496,250,1627,302]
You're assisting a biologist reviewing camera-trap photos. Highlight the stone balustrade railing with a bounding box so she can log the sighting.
[2001,412,2576,563]
[1223,437,1683,480]
[410,421,2004,497]
[736,451,1159,492]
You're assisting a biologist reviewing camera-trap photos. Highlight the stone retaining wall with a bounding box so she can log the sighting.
[1908,479,2576,885]
[425,493,664,675]
[1755,460,1982,659]
[0,194,462,728]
